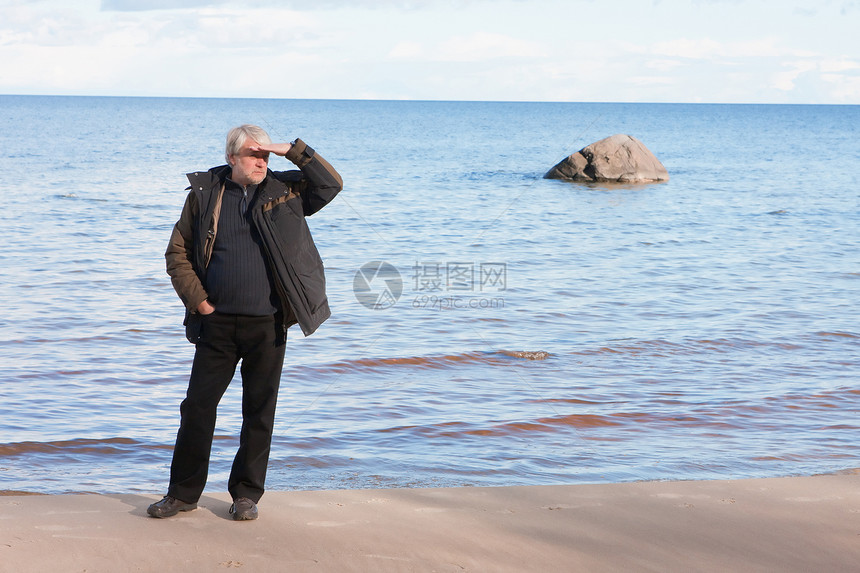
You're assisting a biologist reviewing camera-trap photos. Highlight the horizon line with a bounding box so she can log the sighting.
[0,92,856,107]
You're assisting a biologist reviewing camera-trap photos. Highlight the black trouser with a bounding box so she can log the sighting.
[167,312,286,504]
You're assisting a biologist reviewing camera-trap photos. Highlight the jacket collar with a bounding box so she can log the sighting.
[186,164,230,191]
[186,165,288,202]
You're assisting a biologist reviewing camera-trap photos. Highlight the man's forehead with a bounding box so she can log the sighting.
[237,140,268,156]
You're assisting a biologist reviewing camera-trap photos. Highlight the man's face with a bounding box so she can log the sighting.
[229,139,269,186]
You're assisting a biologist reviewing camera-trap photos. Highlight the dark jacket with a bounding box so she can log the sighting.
[165,138,343,341]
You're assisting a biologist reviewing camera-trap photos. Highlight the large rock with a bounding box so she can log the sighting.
[545,134,669,183]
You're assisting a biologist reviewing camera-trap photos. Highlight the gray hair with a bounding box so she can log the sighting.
[225,124,272,163]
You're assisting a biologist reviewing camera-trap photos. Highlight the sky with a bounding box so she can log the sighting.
[1,0,857,104]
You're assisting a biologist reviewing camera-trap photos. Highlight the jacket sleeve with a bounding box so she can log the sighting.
[165,191,209,312]
[285,138,343,216]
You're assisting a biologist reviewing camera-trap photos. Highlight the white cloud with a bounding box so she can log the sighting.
[0,0,857,103]
[100,0,496,10]
[771,61,817,92]
[0,4,97,47]
[183,8,317,47]
[384,31,547,64]
[769,57,860,102]
[385,31,548,64]
[645,59,686,72]
[628,75,675,86]
[101,0,218,9]
[821,73,860,101]
[0,1,329,96]
[820,58,860,73]
[387,41,424,60]
[436,32,547,62]
[649,37,787,60]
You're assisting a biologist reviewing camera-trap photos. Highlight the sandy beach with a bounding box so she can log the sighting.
[2,471,858,572]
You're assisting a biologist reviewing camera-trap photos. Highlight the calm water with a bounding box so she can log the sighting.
[0,96,857,495]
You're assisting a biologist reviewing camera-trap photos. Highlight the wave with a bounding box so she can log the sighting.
[565,334,858,358]
[310,349,551,374]
[296,332,858,376]
[583,338,800,356]
[816,331,859,339]
[0,437,163,457]
[371,385,860,440]
[375,414,649,440]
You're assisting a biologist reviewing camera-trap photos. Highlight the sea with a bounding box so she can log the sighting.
[0,95,857,495]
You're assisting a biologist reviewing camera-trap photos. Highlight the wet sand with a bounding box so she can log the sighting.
[2,472,858,572]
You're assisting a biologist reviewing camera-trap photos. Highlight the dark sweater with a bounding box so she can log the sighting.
[205,181,279,316]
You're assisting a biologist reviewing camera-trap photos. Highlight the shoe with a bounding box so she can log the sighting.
[229,497,258,521]
[147,495,197,518]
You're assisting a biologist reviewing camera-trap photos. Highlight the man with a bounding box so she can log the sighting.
[148,125,342,521]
